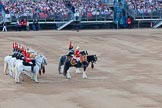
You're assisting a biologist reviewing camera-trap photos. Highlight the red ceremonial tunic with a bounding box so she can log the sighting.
[24,53,32,62]
[22,49,26,56]
[75,50,80,58]
[23,20,27,26]
[127,18,131,24]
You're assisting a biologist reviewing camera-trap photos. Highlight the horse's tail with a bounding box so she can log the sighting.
[39,69,41,75]
[39,65,46,75]
[58,56,66,74]
[91,62,94,69]
[63,60,69,76]
[58,57,62,74]
[42,66,45,74]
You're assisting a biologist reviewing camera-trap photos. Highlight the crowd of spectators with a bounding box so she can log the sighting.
[2,0,113,21]
[125,0,162,16]
[2,0,162,21]
[3,0,70,20]
[68,0,113,19]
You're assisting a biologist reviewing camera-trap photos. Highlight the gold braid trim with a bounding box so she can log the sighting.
[70,59,77,65]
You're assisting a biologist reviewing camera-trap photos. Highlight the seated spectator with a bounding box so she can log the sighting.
[23,19,27,31]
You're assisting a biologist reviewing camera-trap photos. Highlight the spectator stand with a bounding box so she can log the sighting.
[3,0,115,30]
[57,0,74,30]
[123,0,162,28]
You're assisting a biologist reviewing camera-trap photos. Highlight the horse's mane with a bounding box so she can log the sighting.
[80,50,88,55]
[87,55,97,62]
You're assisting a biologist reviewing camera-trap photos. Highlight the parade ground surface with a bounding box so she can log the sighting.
[1,29,162,108]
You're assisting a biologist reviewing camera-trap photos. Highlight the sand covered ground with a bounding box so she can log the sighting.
[0,29,162,108]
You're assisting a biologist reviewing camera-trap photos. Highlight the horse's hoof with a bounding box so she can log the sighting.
[66,77,69,79]
[83,77,87,79]
[83,76,88,79]
[16,82,21,84]
[59,69,63,74]
[31,77,34,81]
[35,81,39,83]
[59,70,64,74]
[66,77,71,79]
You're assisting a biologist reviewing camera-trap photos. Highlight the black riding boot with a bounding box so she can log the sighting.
[31,65,34,72]
[31,60,36,72]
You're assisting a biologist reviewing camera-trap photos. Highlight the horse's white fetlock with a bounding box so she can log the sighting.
[34,80,39,83]
[15,77,20,83]
[9,71,12,77]
[66,71,71,79]
[82,71,88,79]
[66,74,71,79]
[60,65,64,74]
[31,76,34,80]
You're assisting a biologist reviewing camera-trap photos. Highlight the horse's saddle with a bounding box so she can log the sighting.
[23,60,36,72]
[80,55,87,63]
[70,58,77,66]
[70,56,87,66]
[23,61,34,66]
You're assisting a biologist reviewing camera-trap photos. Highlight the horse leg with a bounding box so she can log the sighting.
[15,67,20,83]
[12,64,16,78]
[9,65,12,77]
[42,66,45,74]
[13,63,18,79]
[34,72,38,82]
[8,61,13,77]
[76,68,81,74]
[12,60,17,78]
[58,58,62,74]
[4,62,8,75]
[11,62,15,78]
[82,67,87,79]
[14,71,18,83]
[31,72,34,80]
[60,65,64,74]
[33,72,39,83]
[66,68,71,79]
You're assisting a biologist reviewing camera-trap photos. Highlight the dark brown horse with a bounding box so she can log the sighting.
[63,55,97,79]
[58,50,88,74]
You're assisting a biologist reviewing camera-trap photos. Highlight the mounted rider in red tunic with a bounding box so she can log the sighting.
[69,41,73,51]
[75,46,80,60]
[12,42,19,58]
[75,46,87,63]
[67,41,75,58]
[23,48,36,72]
[12,42,17,57]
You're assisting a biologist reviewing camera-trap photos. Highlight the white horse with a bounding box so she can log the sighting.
[14,55,47,83]
[9,50,37,79]
[4,55,13,75]
[9,57,22,78]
